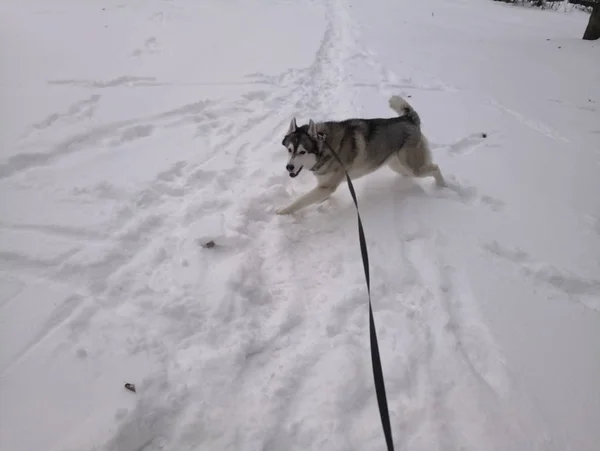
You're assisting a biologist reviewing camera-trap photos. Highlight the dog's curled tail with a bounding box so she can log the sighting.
[388,95,421,127]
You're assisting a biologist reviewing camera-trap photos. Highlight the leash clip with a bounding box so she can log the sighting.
[316,131,327,141]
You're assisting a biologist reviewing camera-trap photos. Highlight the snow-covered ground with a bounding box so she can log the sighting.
[1,0,599,450]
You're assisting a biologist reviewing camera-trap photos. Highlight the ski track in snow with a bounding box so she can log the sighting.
[2,0,594,450]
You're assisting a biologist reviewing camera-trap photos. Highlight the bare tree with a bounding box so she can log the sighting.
[583,1,600,40]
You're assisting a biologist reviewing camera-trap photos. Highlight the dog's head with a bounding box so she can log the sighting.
[281,118,320,178]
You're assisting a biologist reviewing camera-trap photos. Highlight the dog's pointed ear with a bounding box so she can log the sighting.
[308,119,317,138]
[286,117,297,135]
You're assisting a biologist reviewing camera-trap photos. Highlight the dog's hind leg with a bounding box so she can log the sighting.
[386,153,414,177]
[414,163,446,187]
[386,152,446,187]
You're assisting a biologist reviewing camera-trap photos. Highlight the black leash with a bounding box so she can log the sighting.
[316,132,395,451]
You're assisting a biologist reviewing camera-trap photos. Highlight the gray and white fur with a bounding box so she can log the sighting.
[276,95,445,215]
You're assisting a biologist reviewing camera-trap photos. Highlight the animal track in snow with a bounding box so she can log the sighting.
[48,76,159,88]
[0,222,108,242]
[130,36,159,58]
[448,132,490,156]
[479,195,505,212]
[3,99,219,179]
[432,176,505,213]
[29,95,101,132]
[0,122,133,179]
[548,98,597,113]
[0,294,85,375]
[110,124,155,146]
[0,275,24,310]
[71,181,125,201]
[487,98,570,143]
[44,83,277,308]
[591,216,600,237]
[433,132,491,157]
[483,241,600,312]
[357,45,458,95]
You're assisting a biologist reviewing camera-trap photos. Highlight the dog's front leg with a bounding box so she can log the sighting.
[276,185,338,215]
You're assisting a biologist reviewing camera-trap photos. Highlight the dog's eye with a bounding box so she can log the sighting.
[299,150,306,155]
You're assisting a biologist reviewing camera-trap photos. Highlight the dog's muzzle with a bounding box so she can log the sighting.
[286,164,303,178]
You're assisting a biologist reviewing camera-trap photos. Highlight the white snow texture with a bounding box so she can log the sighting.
[1,0,599,450]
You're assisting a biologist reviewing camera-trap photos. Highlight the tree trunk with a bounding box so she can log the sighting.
[583,2,600,40]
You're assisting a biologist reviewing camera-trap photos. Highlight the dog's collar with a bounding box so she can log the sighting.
[292,130,332,172]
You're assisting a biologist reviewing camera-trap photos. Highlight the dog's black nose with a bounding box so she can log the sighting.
[286,164,294,172]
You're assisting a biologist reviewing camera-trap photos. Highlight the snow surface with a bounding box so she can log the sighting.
[1,0,599,450]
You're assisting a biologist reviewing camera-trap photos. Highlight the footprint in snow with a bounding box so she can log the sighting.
[483,241,600,312]
[435,176,505,212]
[442,132,491,157]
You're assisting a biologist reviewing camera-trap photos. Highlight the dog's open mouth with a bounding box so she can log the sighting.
[289,167,303,178]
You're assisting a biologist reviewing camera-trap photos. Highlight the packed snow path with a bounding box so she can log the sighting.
[1,0,599,450]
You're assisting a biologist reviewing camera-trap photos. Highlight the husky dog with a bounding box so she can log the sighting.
[276,95,445,215]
